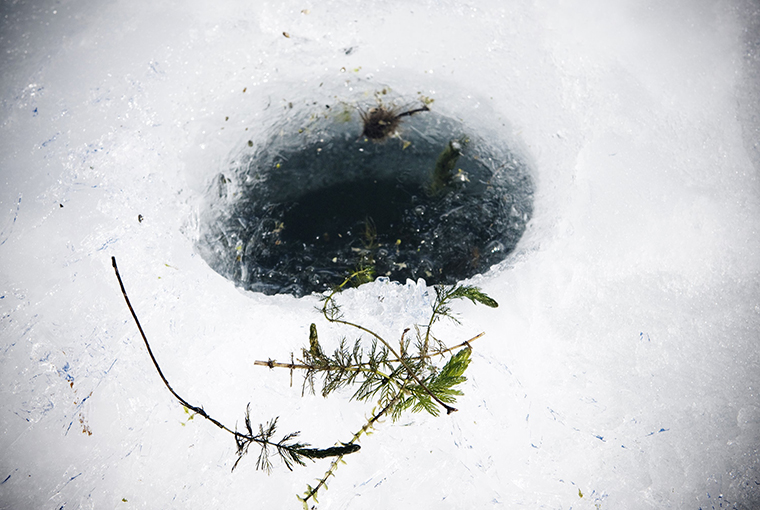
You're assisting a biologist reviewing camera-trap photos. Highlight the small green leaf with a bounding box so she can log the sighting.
[309,323,323,357]
[461,287,499,308]
[426,347,471,405]
[441,347,472,380]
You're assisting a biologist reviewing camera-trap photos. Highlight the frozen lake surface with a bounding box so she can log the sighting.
[1,0,759,508]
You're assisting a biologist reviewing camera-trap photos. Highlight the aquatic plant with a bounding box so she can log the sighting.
[112,239,497,506]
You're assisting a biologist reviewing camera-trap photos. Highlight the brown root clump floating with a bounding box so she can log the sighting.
[360,103,430,141]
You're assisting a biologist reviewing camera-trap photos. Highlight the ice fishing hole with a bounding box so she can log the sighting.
[198,94,534,296]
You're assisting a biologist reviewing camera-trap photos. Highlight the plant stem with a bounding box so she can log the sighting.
[255,355,403,398]
[299,388,404,507]
[254,332,484,373]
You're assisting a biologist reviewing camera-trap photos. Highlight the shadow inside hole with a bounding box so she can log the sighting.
[198,102,534,296]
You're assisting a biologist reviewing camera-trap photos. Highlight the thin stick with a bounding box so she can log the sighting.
[254,359,310,370]
[111,256,231,432]
[426,332,484,357]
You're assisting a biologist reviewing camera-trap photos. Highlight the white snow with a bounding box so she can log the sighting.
[1,0,759,508]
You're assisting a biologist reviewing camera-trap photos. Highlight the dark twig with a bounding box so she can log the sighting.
[111,257,223,427]
[111,256,359,472]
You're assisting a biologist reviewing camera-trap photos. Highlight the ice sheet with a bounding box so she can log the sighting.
[1,0,759,508]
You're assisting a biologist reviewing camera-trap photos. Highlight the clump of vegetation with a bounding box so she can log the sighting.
[264,269,497,507]
[359,102,430,141]
[112,254,497,508]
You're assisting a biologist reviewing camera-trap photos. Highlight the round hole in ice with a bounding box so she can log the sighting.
[197,87,534,296]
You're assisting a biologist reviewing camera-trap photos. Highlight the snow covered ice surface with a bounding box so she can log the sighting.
[1,0,759,508]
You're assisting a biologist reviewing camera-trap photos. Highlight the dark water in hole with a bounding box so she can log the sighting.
[281,178,414,243]
[198,107,534,296]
